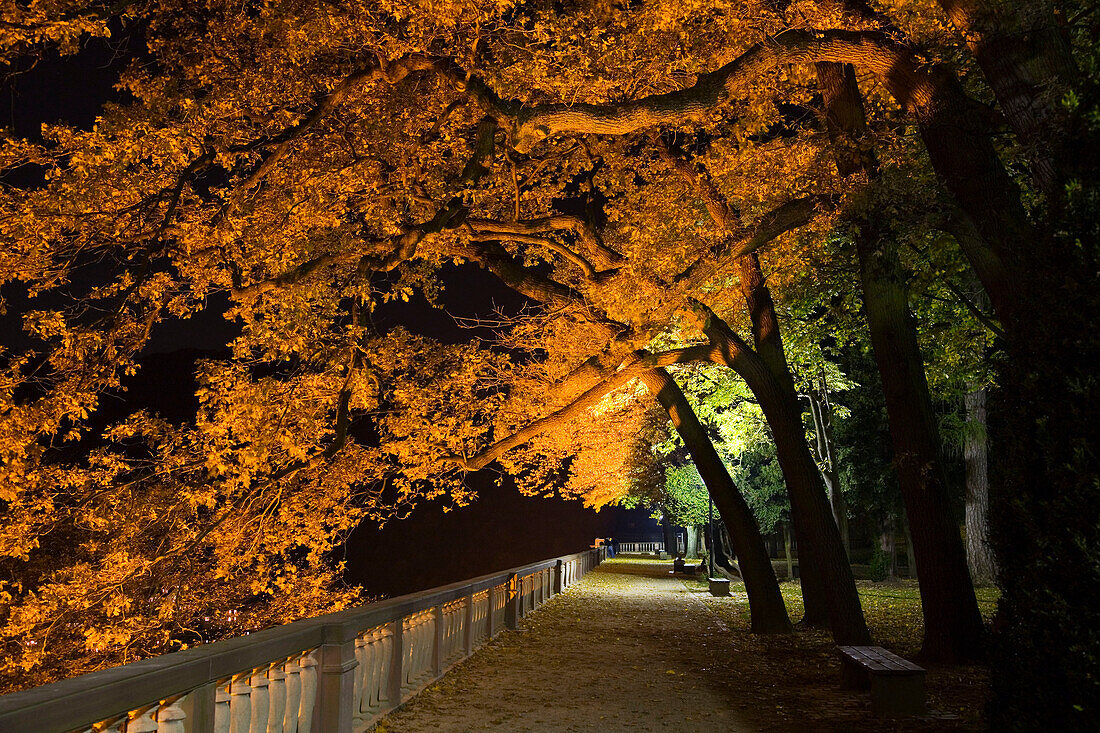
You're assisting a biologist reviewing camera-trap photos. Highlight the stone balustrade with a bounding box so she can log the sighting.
[617,542,664,554]
[0,548,606,733]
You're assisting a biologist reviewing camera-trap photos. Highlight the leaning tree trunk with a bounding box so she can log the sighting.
[735,253,832,627]
[816,61,984,664]
[964,387,997,586]
[641,368,792,634]
[666,146,851,632]
[854,220,984,662]
[698,314,871,645]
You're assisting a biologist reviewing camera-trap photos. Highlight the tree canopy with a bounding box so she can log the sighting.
[1,0,1097,724]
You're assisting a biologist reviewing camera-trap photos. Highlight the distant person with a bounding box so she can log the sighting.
[607,538,615,558]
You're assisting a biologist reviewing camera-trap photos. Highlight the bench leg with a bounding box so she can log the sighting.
[870,675,925,716]
[840,658,869,690]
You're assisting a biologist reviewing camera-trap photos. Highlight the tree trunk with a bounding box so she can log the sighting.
[666,146,858,633]
[715,524,741,577]
[641,367,792,634]
[854,220,984,661]
[935,0,1077,199]
[903,511,918,581]
[783,523,794,582]
[698,314,870,644]
[964,387,997,586]
[661,516,676,556]
[880,510,898,579]
[816,60,984,664]
[734,252,841,629]
[807,381,849,557]
[685,525,700,558]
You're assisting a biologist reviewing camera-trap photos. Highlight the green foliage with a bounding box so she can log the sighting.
[662,464,711,527]
[731,446,788,535]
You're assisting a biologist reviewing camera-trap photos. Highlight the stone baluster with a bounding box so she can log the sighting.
[214,682,232,733]
[353,635,368,716]
[386,620,403,707]
[486,585,496,638]
[433,606,445,677]
[464,593,475,657]
[363,632,380,712]
[157,699,187,733]
[266,665,286,733]
[228,676,252,733]
[282,658,302,733]
[505,574,519,630]
[297,651,318,733]
[248,670,270,733]
[129,707,159,733]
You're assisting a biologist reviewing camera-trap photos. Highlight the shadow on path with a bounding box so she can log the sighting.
[374,558,755,732]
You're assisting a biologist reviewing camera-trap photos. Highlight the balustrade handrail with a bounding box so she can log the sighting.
[0,546,607,733]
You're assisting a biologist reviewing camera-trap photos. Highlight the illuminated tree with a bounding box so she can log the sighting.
[0,0,1095,723]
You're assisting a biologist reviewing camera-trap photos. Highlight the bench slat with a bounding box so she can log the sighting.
[837,646,924,675]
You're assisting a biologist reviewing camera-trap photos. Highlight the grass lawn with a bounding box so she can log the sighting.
[676,567,998,730]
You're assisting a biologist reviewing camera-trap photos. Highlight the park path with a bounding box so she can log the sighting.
[373,558,756,732]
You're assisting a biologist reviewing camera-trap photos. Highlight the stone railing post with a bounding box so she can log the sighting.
[313,634,357,733]
[247,671,269,733]
[463,592,475,657]
[386,619,404,706]
[486,585,496,637]
[432,605,445,677]
[187,682,217,733]
[505,573,520,630]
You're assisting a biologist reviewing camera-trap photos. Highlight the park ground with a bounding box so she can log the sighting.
[374,558,998,732]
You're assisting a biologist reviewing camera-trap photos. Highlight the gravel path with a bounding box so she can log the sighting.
[373,559,755,732]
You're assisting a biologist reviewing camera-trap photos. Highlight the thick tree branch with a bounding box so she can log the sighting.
[675,196,830,285]
[466,231,600,280]
[445,345,719,470]
[509,30,939,152]
[232,198,466,300]
[466,215,623,269]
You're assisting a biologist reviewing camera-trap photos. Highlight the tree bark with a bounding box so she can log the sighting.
[685,525,700,558]
[733,252,835,628]
[817,60,984,663]
[696,311,871,645]
[641,368,792,634]
[964,387,997,586]
[903,511,918,581]
[783,523,794,582]
[879,510,897,579]
[854,219,984,661]
[935,0,1077,199]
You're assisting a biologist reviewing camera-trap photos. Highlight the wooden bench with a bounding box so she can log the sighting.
[837,645,926,716]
